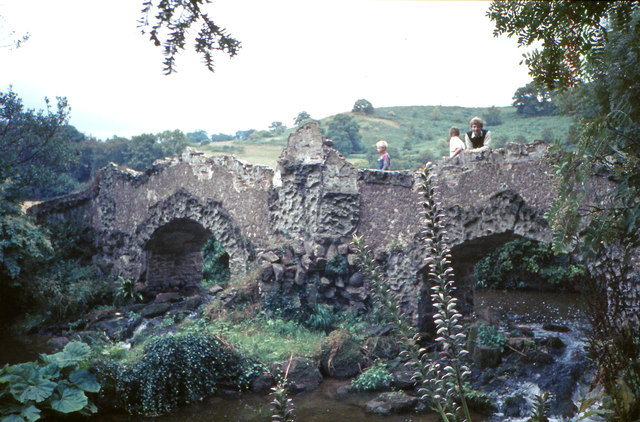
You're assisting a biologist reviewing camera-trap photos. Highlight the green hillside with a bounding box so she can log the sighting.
[198,105,576,170]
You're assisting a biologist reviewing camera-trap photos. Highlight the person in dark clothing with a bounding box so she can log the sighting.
[464,116,492,152]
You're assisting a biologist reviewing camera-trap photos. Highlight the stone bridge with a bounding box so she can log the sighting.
[31,122,579,329]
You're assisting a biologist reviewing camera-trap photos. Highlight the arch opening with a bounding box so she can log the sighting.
[143,218,212,295]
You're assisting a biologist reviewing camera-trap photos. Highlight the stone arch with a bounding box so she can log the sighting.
[135,189,252,294]
[406,190,553,333]
[143,218,212,294]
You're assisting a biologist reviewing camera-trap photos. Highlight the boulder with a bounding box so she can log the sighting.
[502,394,529,417]
[365,391,418,415]
[473,345,501,369]
[320,329,364,379]
[274,358,322,394]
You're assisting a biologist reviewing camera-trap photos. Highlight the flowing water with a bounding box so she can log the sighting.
[2,290,592,421]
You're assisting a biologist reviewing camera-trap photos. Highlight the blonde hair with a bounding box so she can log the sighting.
[376,139,388,149]
[469,116,484,128]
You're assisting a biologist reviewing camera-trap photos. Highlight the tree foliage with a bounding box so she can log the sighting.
[483,105,503,125]
[326,114,363,156]
[0,89,77,200]
[186,129,210,144]
[352,99,374,115]
[488,1,636,90]
[490,2,640,418]
[490,1,640,251]
[512,83,555,117]
[138,0,241,74]
[294,111,311,126]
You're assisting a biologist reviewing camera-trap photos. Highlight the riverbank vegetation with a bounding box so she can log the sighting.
[2,1,640,420]
[489,1,640,419]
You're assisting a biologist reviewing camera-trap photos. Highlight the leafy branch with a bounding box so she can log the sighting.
[139,0,241,74]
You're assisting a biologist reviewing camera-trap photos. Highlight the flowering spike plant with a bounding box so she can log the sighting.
[351,163,472,421]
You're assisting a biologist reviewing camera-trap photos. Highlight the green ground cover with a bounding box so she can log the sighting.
[193,105,574,170]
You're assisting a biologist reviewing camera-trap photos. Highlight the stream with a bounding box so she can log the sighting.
[1,290,593,421]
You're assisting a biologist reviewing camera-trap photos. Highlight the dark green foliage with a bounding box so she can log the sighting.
[474,238,585,290]
[325,254,349,276]
[305,304,337,332]
[488,1,626,90]
[483,106,503,126]
[0,193,110,324]
[476,322,507,353]
[117,333,255,416]
[0,194,52,282]
[115,276,142,305]
[201,237,230,287]
[139,0,241,74]
[527,393,551,422]
[0,89,79,201]
[210,132,234,142]
[352,99,374,115]
[26,220,112,323]
[0,341,100,421]
[293,111,311,126]
[326,114,363,156]
[512,83,556,117]
[351,361,392,392]
[491,4,640,420]
[262,287,307,322]
[186,129,210,144]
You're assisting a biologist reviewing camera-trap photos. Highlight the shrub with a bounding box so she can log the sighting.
[0,341,100,421]
[474,238,585,290]
[351,361,393,391]
[262,287,308,321]
[116,333,256,416]
[201,237,230,287]
[305,303,337,332]
[325,254,349,276]
[31,260,113,322]
[476,322,508,352]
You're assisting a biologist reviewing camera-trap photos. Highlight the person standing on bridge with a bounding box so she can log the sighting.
[449,126,465,158]
[376,139,390,170]
[464,116,492,152]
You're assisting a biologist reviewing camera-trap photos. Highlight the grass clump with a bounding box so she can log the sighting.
[351,361,393,392]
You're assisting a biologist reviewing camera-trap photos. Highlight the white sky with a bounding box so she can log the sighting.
[0,0,532,140]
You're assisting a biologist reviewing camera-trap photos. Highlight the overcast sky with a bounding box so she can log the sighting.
[0,0,532,140]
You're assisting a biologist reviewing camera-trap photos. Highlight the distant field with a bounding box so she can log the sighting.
[189,105,576,170]
[197,141,284,168]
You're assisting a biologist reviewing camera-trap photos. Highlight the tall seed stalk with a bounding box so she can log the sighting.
[352,163,472,421]
[419,163,472,421]
[271,356,296,422]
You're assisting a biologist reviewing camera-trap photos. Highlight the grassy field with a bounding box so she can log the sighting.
[191,105,576,170]
[197,141,285,168]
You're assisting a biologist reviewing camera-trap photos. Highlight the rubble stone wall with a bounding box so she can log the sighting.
[31,122,587,330]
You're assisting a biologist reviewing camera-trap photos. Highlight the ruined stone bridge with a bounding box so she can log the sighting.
[31,122,579,328]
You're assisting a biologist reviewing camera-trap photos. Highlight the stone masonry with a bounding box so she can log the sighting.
[30,122,589,331]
